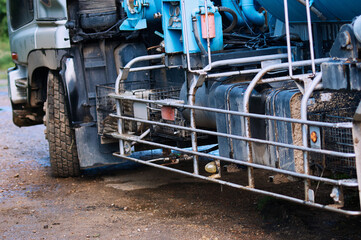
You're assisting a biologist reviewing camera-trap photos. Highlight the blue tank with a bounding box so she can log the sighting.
[257,0,361,23]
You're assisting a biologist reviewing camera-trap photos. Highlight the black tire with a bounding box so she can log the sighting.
[46,71,80,177]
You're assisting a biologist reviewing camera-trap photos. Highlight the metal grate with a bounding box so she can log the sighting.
[96,84,184,137]
[96,84,117,136]
[309,109,356,176]
[147,88,191,139]
[148,88,181,100]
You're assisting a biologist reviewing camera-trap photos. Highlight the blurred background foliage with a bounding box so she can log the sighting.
[0,40,12,74]
[0,0,8,40]
[0,0,12,74]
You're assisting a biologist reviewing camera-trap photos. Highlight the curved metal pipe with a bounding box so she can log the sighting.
[115,53,165,94]
[242,58,330,189]
[243,58,330,114]
[241,0,265,26]
[114,53,165,155]
[301,73,322,201]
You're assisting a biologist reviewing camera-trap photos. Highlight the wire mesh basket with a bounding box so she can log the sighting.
[96,84,118,136]
[309,108,356,176]
[96,83,184,137]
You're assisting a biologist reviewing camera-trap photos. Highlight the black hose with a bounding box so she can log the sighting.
[271,33,301,42]
[192,17,208,56]
[78,18,126,37]
[223,33,256,40]
[218,6,238,33]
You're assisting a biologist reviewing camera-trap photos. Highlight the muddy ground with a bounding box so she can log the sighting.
[1,79,361,240]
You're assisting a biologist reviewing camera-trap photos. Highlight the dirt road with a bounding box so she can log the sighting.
[1,80,361,240]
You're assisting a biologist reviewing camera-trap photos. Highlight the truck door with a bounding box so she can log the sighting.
[7,0,36,65]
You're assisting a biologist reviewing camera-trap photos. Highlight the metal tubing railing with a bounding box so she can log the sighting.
[114,53,165,154]
[205,53,288,70]
[352,118,361,208]
[109,93,352,129]
[301,73,323,201]
[188,74,207,174]
[241,58,329,191]
[203,0,212,71]
[305,0,316,74]
[181,0,194,73]
[113,154,361,215]
[206,69,261,78]
[110,115,355,159]
[283,0,316,75]
[243,58,331,114]
[123,53,165,70]
[112,54,328,177]
[116,53,287,81]
[242,58,329,201]
[115,54,165,94]
[182,0,212,73]
[110,134,357,188]
[110,51,359,213]
[283,0,294,77]
[129,65,166,72]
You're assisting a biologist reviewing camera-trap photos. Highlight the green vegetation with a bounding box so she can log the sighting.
[0,0,7,40]
[0,40,13,77]
[0,0,12,77]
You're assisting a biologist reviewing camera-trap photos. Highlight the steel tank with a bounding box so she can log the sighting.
[256,0,361,23]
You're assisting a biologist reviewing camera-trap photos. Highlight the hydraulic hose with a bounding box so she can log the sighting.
[218,7,238,33]
[192,17,208,55]
[221,0,245,26]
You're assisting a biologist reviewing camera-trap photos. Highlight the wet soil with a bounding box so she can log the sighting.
[1,80,361,240]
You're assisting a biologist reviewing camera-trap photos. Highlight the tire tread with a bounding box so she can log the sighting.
[46,71,80,177]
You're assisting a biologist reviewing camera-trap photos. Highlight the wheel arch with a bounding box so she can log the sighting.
[28,49,90,126]
[28,49,67,86]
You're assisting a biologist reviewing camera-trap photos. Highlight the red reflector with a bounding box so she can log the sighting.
[310,131,318,143]
[161,106,175,121]
[11,52,18,61]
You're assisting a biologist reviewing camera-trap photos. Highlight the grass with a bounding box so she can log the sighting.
[0,39,14,78]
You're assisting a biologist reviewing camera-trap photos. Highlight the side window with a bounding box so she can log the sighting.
[9,0,34,30]
[38,0,67,20]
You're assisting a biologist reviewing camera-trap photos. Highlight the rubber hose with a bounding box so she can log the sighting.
[218,7,238,33]
[192,17,208,56]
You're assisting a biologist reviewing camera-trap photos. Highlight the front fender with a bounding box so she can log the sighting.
[28,49,67,86]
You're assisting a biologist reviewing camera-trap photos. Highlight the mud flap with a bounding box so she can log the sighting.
[75,125,136,169]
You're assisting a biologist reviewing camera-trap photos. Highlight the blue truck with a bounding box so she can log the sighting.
[6,0,361,214]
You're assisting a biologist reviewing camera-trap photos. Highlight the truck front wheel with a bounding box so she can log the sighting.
[45,71,80,177]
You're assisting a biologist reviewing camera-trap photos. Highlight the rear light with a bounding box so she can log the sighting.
[11,52,18,61]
